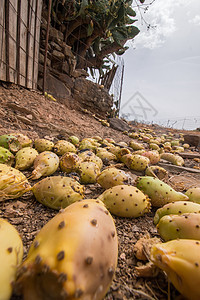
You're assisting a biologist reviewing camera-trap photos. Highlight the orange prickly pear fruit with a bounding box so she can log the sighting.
[15,199,118,300]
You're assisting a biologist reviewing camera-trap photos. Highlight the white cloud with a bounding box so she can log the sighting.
[189,15,200,26]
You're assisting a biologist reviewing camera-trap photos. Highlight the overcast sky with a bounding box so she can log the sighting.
[119,0,200,129]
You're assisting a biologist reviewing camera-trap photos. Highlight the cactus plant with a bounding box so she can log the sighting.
[15,199,118,300]
[54,140,76,156]
[0,218,23,300]
[157,213,200,241]
[31,151,59,180]
[15,147,38,170]
[98,185,151,217]
[150,239,200,300]
[0,146,14,166]
[97,167,131,189]
[0,163,31,201]
[154,201,200,225]
[136,176,189,207]
[32,176,85,210]
[34,138,54,153]
[185,187,200,204]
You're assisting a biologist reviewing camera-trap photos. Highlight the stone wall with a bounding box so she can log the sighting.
[38,12,113,118]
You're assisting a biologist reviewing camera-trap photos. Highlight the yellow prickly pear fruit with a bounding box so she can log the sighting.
[136,176,189,207]
[145,165,168,180]
[160,152,184,166]
[0,219,23,300]
[15,147,38,170]
[122,154,150,171]
[59,152,82,174]
[0,146,14,166]
[157,213,200,241]
[77,161,101,184]
[12,133,32,148]
[15,199,118,300]
[83,154,103,169]
[79,138,100,151]
[96,149,117,163]
[98,185,151,218]
[32,176,85,210]
[141,150,160,165]
[34,138,54,153]
[54,140,76,156]
[78,150,95,160]
[97,167,132,189]
[116,147,131,162]
[185,187,200,204]
[183,143,190,149]
[31,151,59,180]
[0,164,31,201]
[154,201,200,225]
[150,239,200,300]
[129,140,144,151]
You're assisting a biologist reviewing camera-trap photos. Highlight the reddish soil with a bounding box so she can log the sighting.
[0,82,200,300]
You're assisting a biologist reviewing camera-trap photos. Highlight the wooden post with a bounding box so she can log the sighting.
[5,0,10,82]
[43,0,52,95]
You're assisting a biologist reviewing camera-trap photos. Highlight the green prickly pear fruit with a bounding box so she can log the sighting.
[0,146,14,166]
[98,185,151,218]
[77,161,101,184]
[154,201,200,225]
[145,165,168,180]
[136,176,189,207]
[15,147,38,170]
[59,152,82,174]
[12,133,32,148]
[31,151,59,180]
[68,135,79,145]
[0,218,23,300]
[129,140,144,151]
[34,138,54,153]
[150,239,200,300]
[32,176,85,210]
[54,140,76,156]
[160,152,184,166]
[142,150,160,165]
[15,199,118,300]
[157,213,200,241]
[0,134,21,153]
[0,163,31,201]
[185,187,200,204]
[97,167,132,189]
[122,154,150,171]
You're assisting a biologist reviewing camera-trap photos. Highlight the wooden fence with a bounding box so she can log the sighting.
[0,0,42,89]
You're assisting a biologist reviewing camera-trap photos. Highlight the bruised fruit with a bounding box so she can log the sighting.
[145,165,168,180]
[15,199,118,300]
[59,152,82,174]
[0,134,21,153]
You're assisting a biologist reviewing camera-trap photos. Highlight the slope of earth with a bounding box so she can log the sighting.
[0,82,200,300]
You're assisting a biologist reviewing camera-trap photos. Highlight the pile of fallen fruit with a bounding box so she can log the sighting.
[0,127,200,300]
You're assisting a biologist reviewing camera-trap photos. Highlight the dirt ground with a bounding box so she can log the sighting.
[0,82,200,300]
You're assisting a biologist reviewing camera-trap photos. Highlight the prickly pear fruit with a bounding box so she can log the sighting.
[136,176,189,207]
[79,138,100,151]
[122,154,150,171]
[15,147,38,170]
[54,140,76,156]
[150,239,200,300]
[31,151,59,180]
[12,133,32,148]
[185,187,200,204]
[83,155,103,170]
[142,150,160,165]
[32,176,85,210]
[97,167,132,189]
[77,161,101,184]
[116,148,131,162]
[98,185,151,218]
[154,201,200,225]
[78,150,95,160]
[0,163,31,201]
[129,141,144,151]
[0,134,21,153]
[149,143,160,150]
[145,165,168,180]
[15,199,118,300]
[160,152,184,166]
[34,138,54,153]
[157,213,200,241]
[68,135,79,145]
[59,152,82,174]
[0,146,14,166]
[0,218,23,300]
[96,149,117,162]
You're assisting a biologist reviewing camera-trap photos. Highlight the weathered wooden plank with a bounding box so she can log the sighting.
[19,1,28,87]
[158,162,200,174]
[0,0,6,81]
[33,0,42,89]
[179,152,200,159]
[8,0,17,83]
